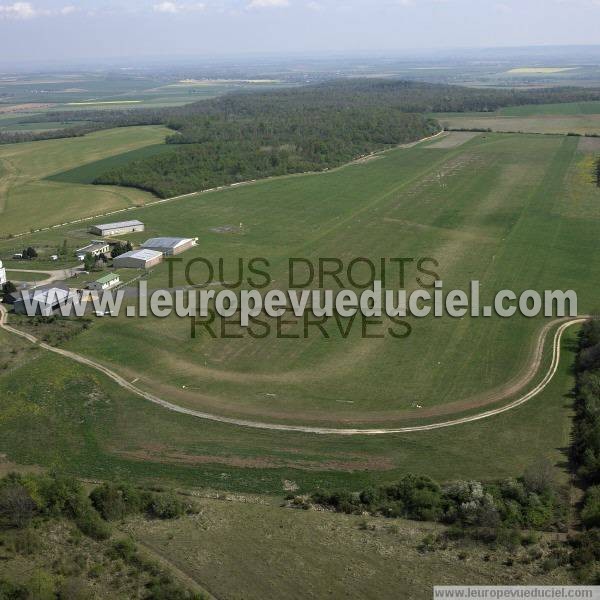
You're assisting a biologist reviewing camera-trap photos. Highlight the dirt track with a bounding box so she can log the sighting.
[0,304,586,436]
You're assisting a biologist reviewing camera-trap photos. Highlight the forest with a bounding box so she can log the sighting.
[93,106,438,197]
[89,80,600,197]
[5,79,600,196]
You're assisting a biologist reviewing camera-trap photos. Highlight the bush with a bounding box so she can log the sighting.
[37,472,86,519]
[0,578,29,600]
[13,528,41,555]
[582,486,600,528]
[57,577,93,600]
[146,493,185,520]
[0,482,37,528]
[75,507,111,540]
[144,578,205,600]
[108,538,138,562]
[90,482,143,521]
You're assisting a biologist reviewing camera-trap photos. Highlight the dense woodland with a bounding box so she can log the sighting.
[90,81,600,197]
[94,107,438,197]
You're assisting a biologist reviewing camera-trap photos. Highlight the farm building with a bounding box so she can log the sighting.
[75,241,110,261]
[112,249,162,269]
[13,286,75,317]
[88,273,121,291]
[89,220,145,237]
[141,237,197,256]
[0,260,6,286]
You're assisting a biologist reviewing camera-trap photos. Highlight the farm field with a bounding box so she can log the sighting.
[0,126,171,237]
[435,108,600,135]
[35,131,597,427]
[0,74,292,120]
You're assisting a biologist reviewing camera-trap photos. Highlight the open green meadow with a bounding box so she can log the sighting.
[0,324,578,492]
[0,123,598,489]
[23,131,596,427]
[0,126,170,237]
[125,500,572,600]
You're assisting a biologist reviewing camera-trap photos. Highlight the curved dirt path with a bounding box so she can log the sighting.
[0,304,586,435]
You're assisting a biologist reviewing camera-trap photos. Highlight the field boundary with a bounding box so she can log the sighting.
[0,304,586,436]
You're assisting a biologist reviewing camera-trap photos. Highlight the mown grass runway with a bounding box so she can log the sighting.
[0,128,597,488]
[47,132,600,426]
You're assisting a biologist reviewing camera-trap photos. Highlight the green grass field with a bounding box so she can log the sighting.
[125,500,572,600]
[47,143,176,185]
[0,124,597,491]
[499,101,600,116]
[26,131,593,427]
[0,126,171,237]
[3,270,50,282]
[0,324,578,493]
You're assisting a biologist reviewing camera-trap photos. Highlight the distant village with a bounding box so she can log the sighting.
[0,220,197,317]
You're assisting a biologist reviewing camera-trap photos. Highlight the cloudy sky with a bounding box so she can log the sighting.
[1,0,600,64]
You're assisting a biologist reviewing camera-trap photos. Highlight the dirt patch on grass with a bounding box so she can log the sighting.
[116,445,395,472]
[0,103,55,114]
[426,131,480,149]
[210,225,242,234]
[578,137,600,153]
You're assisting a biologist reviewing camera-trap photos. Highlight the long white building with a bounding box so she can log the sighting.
[113,249,163,269]
[0,260,6,286]
[89,220,145,237]
[141,237,197,256]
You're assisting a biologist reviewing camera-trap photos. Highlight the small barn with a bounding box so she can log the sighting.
[88,273,121,291]
[75,241,110,261]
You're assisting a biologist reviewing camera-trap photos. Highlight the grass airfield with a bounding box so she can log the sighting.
[0,110,597,598]
[32,131,598,427]
[0,126,596,487]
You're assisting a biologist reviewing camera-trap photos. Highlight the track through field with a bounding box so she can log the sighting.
[0,304,586,436]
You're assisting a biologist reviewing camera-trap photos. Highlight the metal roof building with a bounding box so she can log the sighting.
[88,273,121,291]
[0,260,6,286]
[75,241,110,260]
[141,237,196,256]
[89,220,145,237]
[13,286,75,317]
[112,249,163,269]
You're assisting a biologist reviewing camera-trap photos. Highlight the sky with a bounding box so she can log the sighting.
[2,0,600,65]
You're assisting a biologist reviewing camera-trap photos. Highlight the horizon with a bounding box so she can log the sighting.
[3,0,600,66]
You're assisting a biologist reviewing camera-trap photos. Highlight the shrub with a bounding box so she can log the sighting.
[0,483,37,528]
[108,538,138,562]
[37,472,86,519]
[582,486,600,528]
[146,493,185,520]
[0,578,29,600]
[90,482,143,521]
[75,507,111,541]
